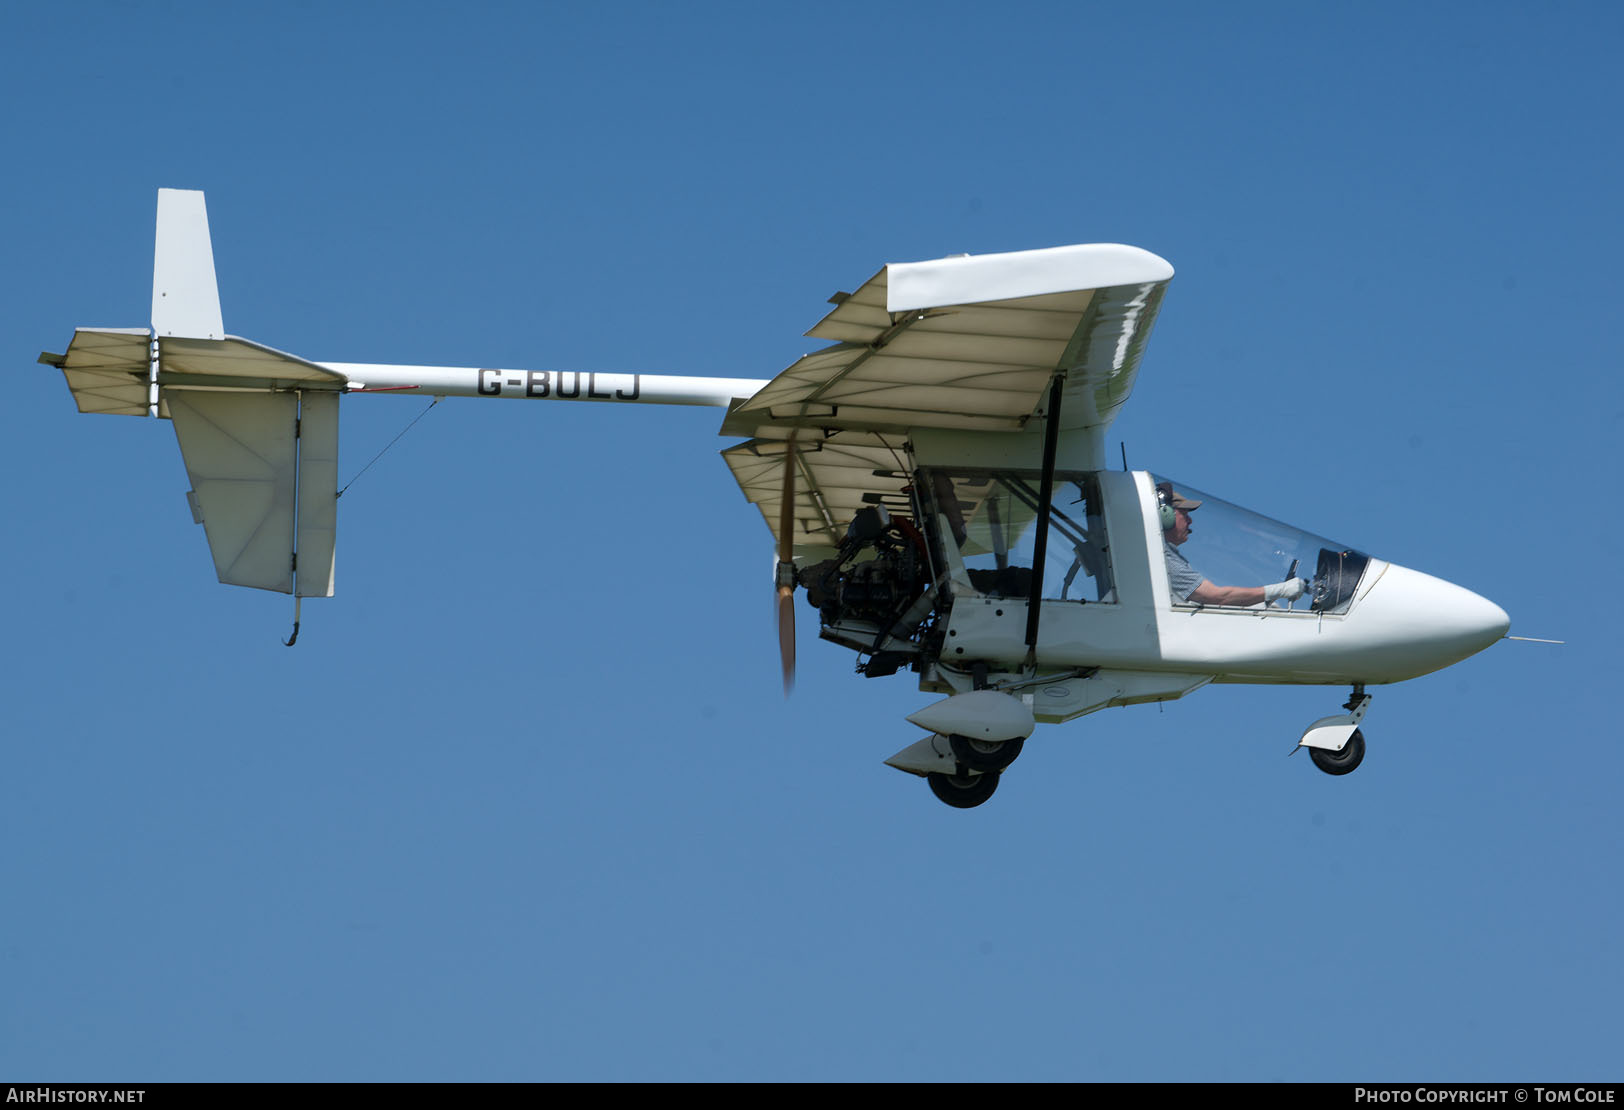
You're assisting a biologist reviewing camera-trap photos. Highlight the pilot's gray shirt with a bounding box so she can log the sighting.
[1164,542,1203,602]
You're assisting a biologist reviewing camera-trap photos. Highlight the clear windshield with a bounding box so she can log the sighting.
[1152,474,1370,613]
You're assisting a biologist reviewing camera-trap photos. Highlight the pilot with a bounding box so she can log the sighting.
[1158,482,1308,607]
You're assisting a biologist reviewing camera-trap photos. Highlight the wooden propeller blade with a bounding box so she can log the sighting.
[777,586,796,695]
[777,433,797,564]
[776,433,798,695]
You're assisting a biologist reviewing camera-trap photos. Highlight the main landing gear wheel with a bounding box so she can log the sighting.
[928,770,1000,809]
[1309,728,1366,776]
[948,733,1025,773]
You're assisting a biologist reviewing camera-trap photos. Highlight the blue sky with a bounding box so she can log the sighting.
[4,0,1619,1082]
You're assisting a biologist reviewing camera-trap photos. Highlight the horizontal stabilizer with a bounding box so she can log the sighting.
[158,335,347,388]
[52,327,152,416]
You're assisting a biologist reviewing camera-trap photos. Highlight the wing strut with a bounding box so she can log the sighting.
[1023,373,1066,663]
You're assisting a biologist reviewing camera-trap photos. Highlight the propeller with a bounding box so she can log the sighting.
[775,432,799,695]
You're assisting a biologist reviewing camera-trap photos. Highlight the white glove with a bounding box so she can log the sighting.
[1263,577,1308,603]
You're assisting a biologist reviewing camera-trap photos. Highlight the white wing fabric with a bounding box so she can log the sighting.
[721,243,1173,556]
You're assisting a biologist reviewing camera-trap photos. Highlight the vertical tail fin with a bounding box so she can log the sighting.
[152,188,224,339]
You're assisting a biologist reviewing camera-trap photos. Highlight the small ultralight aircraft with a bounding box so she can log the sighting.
[40,190,1513,808]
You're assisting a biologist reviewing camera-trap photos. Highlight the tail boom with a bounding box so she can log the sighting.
[322,362,767,407]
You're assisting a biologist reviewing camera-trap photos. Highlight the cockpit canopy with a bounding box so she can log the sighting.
[912,467,1373,617]
[1152,474,1370,614]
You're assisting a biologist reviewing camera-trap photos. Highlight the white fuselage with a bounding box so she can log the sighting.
[316,365,1508,699]
[937,469,1507,693]
[889,419,1508,724]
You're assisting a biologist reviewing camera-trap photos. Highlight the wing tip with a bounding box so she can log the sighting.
[887,242,1173,313]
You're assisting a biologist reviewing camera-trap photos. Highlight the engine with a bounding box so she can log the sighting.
[797,507,934,671]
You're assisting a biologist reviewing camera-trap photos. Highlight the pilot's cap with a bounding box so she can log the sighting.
[1157,482,1202,512]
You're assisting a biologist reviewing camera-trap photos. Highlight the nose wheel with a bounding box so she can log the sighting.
[1300,687,1370,777]
[1308,728,1365,775]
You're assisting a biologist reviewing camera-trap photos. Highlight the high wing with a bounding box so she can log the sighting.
[720,243,1173,558]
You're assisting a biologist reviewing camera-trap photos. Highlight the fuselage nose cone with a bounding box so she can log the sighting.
[1438,575,1511,650]
[1365,563,1509,676]
[1479,596,1512,644]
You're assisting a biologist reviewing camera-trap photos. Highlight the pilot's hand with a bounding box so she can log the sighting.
[1263,577,1308,603]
